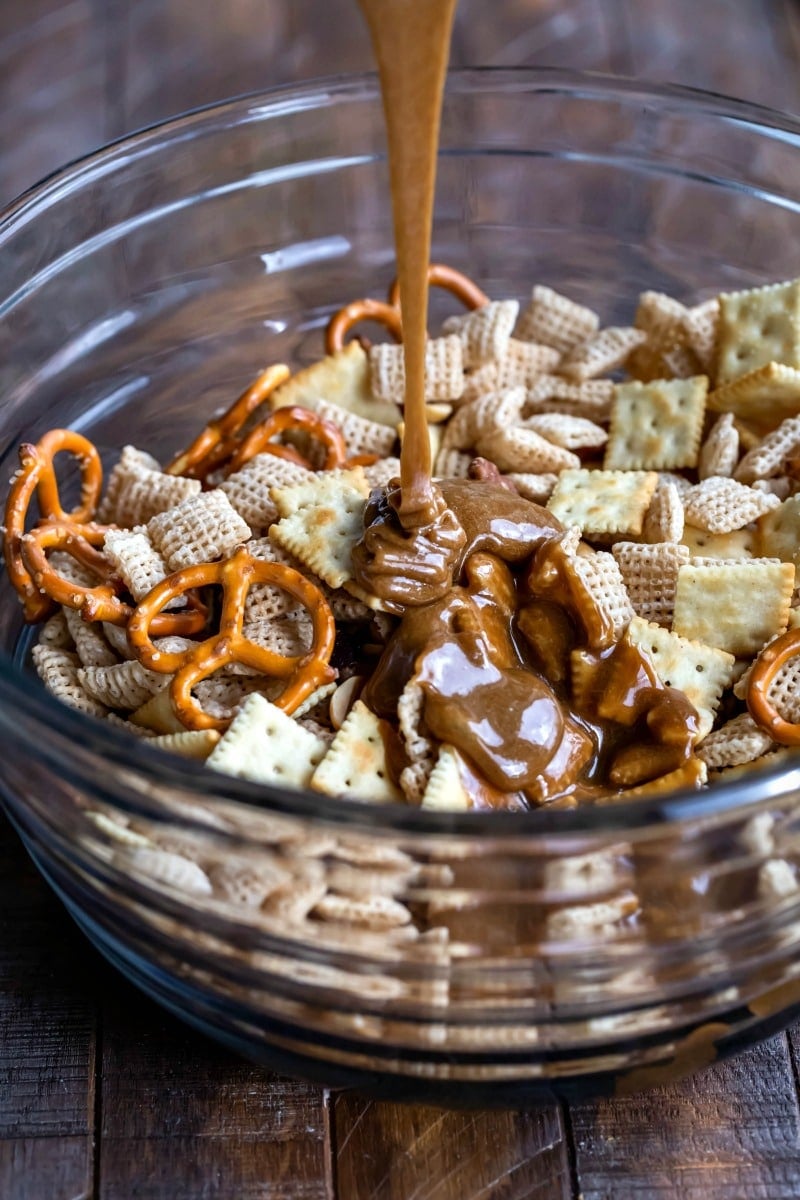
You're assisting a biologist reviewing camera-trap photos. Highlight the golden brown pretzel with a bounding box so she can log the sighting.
[3,430,104,621]
[21,521,208,635]
[325,298,404,355]
[747,628,800,745]
[386,262,490,313]
[165,364,291,480]
[127,547,336,730]
[227,405,347,474]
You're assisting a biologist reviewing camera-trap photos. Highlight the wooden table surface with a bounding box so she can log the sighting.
[4,2,800,1197]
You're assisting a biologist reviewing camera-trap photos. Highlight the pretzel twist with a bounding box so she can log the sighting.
[3,430,103,621]
[21,521,208,635]
[227,405,347,474]
[165,364,291,480]
[325,262,489,354]
[127,547,336,730]
[747,628,800,746]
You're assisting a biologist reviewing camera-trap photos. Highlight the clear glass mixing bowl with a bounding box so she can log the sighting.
[2,69,800,1105]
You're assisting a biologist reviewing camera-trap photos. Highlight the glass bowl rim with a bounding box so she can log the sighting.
[2,64,800,839]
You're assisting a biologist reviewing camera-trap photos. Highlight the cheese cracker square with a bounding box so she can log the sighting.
[421,745,472,812]
[758,495,800,566]
[311,700,404,804]
[270,467,370,589]
[626,616,735,739]
[716,280,800,384]
[672,560,795,657]
[547,468,658,538]
[604,377,708,471]
[708,362,800,431]
[271,341,402,427]
[207,693,328,788]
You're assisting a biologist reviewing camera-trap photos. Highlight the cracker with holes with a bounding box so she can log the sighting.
[758,495,800,566]
[420,744,472,811]
[547,468,658,538]
[626,616,735,739]
[206,693,328,787]
[311,700,404,803]
[612,541,691,627]
[681,525,758,560]
[708,362,800,430]
[271,340,401,427]
[672,559,795,657]
[682,476,781,533]
[515,285,599,353]
[604,376,707,471]
[270,467,369,588]
[716,280,800,384]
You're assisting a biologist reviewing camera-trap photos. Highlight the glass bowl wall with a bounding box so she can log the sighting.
[2,70,800,1104]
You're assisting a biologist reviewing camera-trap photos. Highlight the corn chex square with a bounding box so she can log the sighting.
[698,413,739,480]
[271,341,401,428]
[443,300,519,368]
[604,377,707,471]
[310,700,404,803]
[515,285,599,354]
[368,335,464,407]
[207,694,328,787]
[627,291,691,383]
[476,426,580,474]
[547,469,658,538]
[220,454,311,532]
[495,339,561,388]
[672,559,795,657]
[696,714,774,771]
[734,415,800,484]
[682,476,781,534]
[270,467,370,589]
[626,616,735,740]
[612,540,691,627]
[559,326,646,382]
[716,280,800,384]
[525,375,615,421]
[708,362,800,431]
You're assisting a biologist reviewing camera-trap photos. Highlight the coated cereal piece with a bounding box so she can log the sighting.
[672,559,795,657]
[207,693,328,788]
[121,846,212,896]
[567,549,635,641]
[716,280,800,384]
[420,744,472,811]
[397,679,437,805]
[641,479,684,544]
[734,415,800,484]
[219,454,311,532]
[32,644,109,718]
[626,616,735,740]
[515,285,599,354]
[617,757,707,798]
[148,729,221,760]
[103,528,185,607]
[507,473,559,504]
[708,362,800,430]
[368,335,464,407]
[313,892,412,930]
[147,489,251,572]
[316,399,398,458]
[525,375,615,421]
[442,299,519,368]
[697,714,775,770]
[270,467,370,589]
[98,445,201,527]
[79,659,169,710]
[698,412,740,480]
[682,476,781,533]
[522,413,607,450]
[604,377,708,471]
[475,426,581,474]
[441,387,525,451]
[559,326,647,382]
[62,604,118,667]
[546,469,658,538]
[39,611,72,649]
[495,339,561,388]
[612,540,691,627]
[271,340,401,427]
[434,447,472,479]
[310,700,404,803]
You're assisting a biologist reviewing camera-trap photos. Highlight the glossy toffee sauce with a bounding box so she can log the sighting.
[354,0,698,807]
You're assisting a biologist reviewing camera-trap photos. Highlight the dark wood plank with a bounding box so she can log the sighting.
[97,984,333,1200]
[569,1034,800,1199]
[333,1096,573,1199]
[0,815,97,1200]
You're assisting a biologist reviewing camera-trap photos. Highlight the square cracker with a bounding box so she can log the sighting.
[271,341,401,427]
[758,495,800,566]
[206,694,329,788]
[270,467,370,589]
[626,616,735,740]
[716,280,800,385]
[421,745,472,812]
[604,376,708,471]
[672,559,795,657]
[681,524,758,560]
[311,700,404,804]
[708,362,800,431]
[547,468,658,537]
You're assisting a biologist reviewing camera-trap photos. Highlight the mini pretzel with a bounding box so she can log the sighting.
[226,405,347,474]
[165,364,291,479]
[3,430,104,621]
[747,628,800,746]
[386,263,490,313]
[127,547,336,730]
[21,521,208,635]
